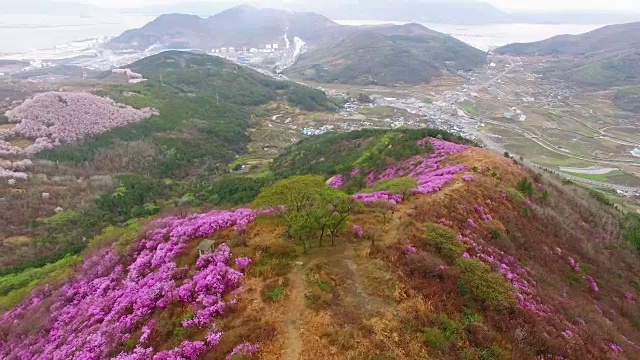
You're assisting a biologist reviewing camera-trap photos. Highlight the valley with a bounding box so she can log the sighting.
[292,55,640,194]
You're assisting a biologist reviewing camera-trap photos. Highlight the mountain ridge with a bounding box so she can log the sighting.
[109,6,487,86]
[495,21,640,90]
[109,5,345,51]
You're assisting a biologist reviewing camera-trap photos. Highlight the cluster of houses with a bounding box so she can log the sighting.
[503,107,527,121]
[212,43,281,55]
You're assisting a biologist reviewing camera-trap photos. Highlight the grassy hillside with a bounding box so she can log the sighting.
[272,128,473,178]
[3,131,640,359]
[496,22,640,89]
[286,24,486,85]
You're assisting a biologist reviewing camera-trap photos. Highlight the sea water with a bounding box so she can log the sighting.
[335,20,606,51]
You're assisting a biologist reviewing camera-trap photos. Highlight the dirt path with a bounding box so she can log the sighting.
[280,238,393,359]
[381,204,408,246]
[281,265,305,360]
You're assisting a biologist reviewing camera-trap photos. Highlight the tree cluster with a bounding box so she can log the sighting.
[254,176,359,252]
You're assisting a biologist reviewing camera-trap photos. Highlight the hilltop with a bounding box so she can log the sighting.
[495,22,640,90]
[285,23,486,85]
[2,128,640,359]
[108,5,343,51]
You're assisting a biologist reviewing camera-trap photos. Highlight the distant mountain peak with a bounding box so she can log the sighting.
[495,21,640,89]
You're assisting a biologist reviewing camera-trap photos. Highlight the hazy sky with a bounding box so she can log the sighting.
[75,0,640,12]
[60,0,640,12]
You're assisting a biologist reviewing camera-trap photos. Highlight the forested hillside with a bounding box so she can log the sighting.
[0,51,332,282]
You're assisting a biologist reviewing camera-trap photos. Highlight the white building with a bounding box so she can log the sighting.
[266,44,272,49]
[249,48,258,53]
[221,47,227,52]
[228,47,235,52]
[272,43,279,49]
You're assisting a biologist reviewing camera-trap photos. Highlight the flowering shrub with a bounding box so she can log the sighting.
[0,167,28,180]
[567,256,604,293]
[404,244,418,254]
[473,205,493,221]
[609,343,623,353]
[457,233,553,317]
[463,175,474,182]
[1,92,157,155]
[353,191,403,205]
[328,174,345,189]
[0,208,257,359]
[0,159,33,180]
[352,224,364,238]
[586,276,599,292]
[625,292,636,302]
[348,138,467,205]
[235,257,253,270]
[568,257,580,272]
[226,342,260,360]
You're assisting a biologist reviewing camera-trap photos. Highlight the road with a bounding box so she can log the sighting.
[476,130,640,193]
[482,119,640,166]
[471,57,516,92]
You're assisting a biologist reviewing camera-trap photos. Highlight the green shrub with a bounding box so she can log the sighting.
[506,188,525,203]
[436,314,461,340]
[266,286,286,302]
[95,174,166,223]
[456,258,516,311]
[187,176,268,207]
[490,228,502,240]
[36,210,81,227]
[624,213,640,251]
[516,177,535,197]
[182,311,195,321]
[88,220,141,251]
[423,327,448,350]
[588,189,613,206]
[479,347,507,360]
[361,177,418,195]
[540,190,549,204]
[462,308,483,325]
[424,223,465,261]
